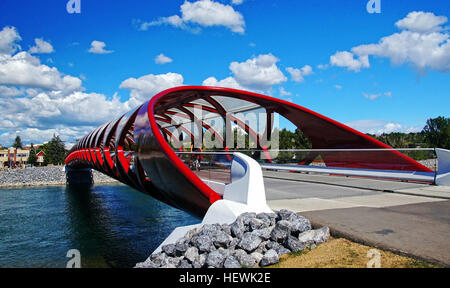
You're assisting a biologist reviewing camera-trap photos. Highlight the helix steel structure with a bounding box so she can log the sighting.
[65,86,433,218]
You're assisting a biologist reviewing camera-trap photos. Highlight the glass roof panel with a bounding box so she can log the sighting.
[210,95,259,112]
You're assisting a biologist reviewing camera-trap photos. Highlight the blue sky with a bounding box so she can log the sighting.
[0,0,448,146]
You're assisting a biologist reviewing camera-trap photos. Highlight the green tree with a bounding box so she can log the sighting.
[28,143,37,166]
[12,136,23,149]
[43,135,67,165]
[422,116,450,149]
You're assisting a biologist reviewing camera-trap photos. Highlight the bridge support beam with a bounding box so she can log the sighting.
[65,166,94,186]
[152,152,272,254]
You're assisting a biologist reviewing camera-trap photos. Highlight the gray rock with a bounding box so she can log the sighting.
[287,214,311,236]
[260,249,279,267]
[199,224,220,236]
[150,252,168,266]
[223,256,241,268]
[236,253,256,268]
[255,240,269,254]
[285,235,305,252]
[184,227,199,241]
[206,250,226,268]
[257,212,277,226]
[250,252,263,266]
[218,248,232,259]
[135,259,159,268]
[193,235,214,253]
[277,247,291,257]
[238,232,262,253]
[177,259,193,268]
[266,241,290,256]
[212,230,233,248]
[249,218,268,231]
[270,220,291,242]
[161,243,176,257]
[166,256,181,267]
[231,217,246,238]
[238,212,257,226]
[175,240,189,256]
[277,209,295,221]
[199,253,207,267]
[221,224,232,235]
[298,226,330,245]
[252,227,273,241]
[184,247,199,263]
[266,241,281,251]
[161,263,177,268]
[228,237,240,250]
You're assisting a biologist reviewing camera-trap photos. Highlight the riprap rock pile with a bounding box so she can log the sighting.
[136,209,330,268]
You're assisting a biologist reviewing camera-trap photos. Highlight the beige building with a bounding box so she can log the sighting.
[0,147,30,168]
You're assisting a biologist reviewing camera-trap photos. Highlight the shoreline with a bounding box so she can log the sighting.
[0,166,119,189]
[0,179,120,189]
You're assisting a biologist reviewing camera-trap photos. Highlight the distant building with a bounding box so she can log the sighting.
[0,147,30,168]
[36,150,45,166]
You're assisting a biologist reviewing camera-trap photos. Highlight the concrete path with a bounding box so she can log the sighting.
[264,172,450,266]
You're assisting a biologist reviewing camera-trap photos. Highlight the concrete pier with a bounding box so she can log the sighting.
[65,166,94,186]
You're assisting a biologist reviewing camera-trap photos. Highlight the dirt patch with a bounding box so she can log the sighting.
[269,238,439,268]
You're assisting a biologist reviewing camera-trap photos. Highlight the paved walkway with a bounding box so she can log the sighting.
[264,171,450,266]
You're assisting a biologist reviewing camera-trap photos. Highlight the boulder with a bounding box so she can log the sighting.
[193,235,215,253]
[285,236,305,252]
[287,214,311,236]
[212,230,233,248]
[223,256,241,268]
[270,220,291,242]
[250,251,263,266]
[260,249,279,267]
[298,226,330,246]
[238,232,262,253]
[238,212,257,226]
[231,218,245,238]
[206,250,226,268]
[252,227,273,241]
[257,212,277,226]
[277,209,295,221]
[150,252,168,266]
[177,259,193,268]
[184,247,199,263]
[175,240,189,256]
[249,218,268,231]
[161,243,176,257]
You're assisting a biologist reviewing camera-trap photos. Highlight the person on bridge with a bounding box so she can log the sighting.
[190,143,202,171]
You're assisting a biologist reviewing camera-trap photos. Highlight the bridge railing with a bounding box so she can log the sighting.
[174,148,450,185]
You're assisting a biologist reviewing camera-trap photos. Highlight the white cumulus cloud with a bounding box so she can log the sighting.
[0,26,21,55]
[29,38,54,54]
[395,11,447,33]
[155,53,173,64]
[139,0,245,34]
[120,72,184,108]
[202,76,246,90]
[88,40,114,54]
[286,65,313,82]
[229,54,287,90]
[330,11,450,73]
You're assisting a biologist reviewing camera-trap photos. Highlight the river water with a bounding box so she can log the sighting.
[0,184,199,268]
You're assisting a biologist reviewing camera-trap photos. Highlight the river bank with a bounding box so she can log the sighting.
[0,166,118,188]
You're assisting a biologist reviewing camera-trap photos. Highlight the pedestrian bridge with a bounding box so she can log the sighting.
[65,86,450,219]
